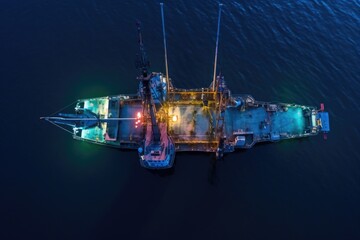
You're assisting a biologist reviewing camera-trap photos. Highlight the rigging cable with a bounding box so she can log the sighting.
[47,100,78,117]
[46,119,74,135]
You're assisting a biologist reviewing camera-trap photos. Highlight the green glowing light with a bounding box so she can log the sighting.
[80,98,109,142]
[271,107,305,135]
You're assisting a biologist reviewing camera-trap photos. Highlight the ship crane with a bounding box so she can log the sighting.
[212,4,226,160]
[136,21,161,143]
[135,20,175,168]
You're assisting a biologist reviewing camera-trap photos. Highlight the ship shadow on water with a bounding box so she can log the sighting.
[113,137,311,180]
[208,137,312,184]
[146,166,175,177]
[144,153,220,184]
[145,151,220,182]
[208,154,219,185]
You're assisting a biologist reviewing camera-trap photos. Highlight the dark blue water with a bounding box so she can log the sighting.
[1,1,360,239]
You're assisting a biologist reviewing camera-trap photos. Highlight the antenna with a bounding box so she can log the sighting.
[160,3,170,94]
[212,3,223,92]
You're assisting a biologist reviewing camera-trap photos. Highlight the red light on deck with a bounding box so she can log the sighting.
[135,112,142,129]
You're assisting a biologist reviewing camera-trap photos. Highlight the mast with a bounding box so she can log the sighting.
[212,3,223,92]
[160,3,170,94]
[40,117,137,121]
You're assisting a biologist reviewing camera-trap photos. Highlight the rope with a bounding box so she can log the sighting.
[47,100,78,117]
[46,119,74,135]
[43,117,136,121]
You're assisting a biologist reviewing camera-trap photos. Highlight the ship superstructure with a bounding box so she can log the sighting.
[41,4,330,169]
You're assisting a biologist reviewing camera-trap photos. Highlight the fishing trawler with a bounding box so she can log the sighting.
[41,4,330,169]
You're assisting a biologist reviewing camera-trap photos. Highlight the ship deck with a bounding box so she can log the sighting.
[164,90,219,151]
[75,96,144,148]
[117,101,143,143]
[74,93,314,151]
[225,105,310,145]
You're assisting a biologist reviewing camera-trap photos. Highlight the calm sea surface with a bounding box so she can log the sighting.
[1,0,360,239]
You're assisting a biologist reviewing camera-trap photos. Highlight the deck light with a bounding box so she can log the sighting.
[297,109,302,117]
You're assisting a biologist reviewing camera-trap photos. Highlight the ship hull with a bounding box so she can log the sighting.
[71,91,322,154]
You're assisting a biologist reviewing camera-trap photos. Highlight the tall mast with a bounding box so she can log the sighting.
[212,3,223,92]
[160,3,170,93]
